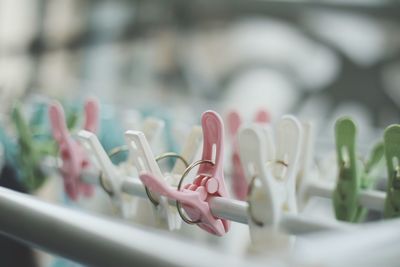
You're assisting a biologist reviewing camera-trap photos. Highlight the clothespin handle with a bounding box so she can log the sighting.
[384,125,400,218]
[333,117,360,222]
[198,111,226,194]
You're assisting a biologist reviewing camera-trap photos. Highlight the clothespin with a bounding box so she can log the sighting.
[138,111,230,236]
[333,117,384,222]
[227,109,270,200]
[0,123,17,170]
[296,122,315,191]
[98,105,128,165]
[383,124,400,218]
[76,117,168,219]
[140,109,184,161]
[238,116,302,247]
[77,130,132,217]
[49,98,99,200]
[12,102,56,191]
[124,125,202,230]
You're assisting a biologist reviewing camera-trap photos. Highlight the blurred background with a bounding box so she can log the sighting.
[1,0,399,128]
[0,0,400,266]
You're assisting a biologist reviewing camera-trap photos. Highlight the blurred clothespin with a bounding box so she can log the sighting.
[296,122,315,191]
[238,116,302,249]
[139,111,231,236]
[12,102,57,191]
[124,125,202,230]
[0,123,17,170]
[383,124,400,218]
[77,130,134,217]
[97,106,140,165]
[227,109,270,200]
[77,117,168,219]
[333,117,384,222]
[49,98,99,200]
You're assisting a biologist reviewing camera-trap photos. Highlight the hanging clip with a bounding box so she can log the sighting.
[77,130,132,216]
[49,98,99,200]
[239,116,302,244]
[227,109,270,200]
[78,116,176,219]
[124,125,202,230]
[138,111,230,236]
[12,102,59,191]
[333,117,383,222]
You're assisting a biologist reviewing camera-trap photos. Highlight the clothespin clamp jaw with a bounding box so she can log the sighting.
[12,102,52,191]
[384,125,400,218]
[227,109,270,201]
[239,116,301,243]
[49,98,99,200]
[138,110,231,236]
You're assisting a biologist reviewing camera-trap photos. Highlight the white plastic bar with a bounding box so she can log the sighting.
[0,187,255,267]
[305,180,386,211]
[79,170,348,234]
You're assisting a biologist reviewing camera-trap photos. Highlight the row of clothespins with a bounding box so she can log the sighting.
[2,96,400,242]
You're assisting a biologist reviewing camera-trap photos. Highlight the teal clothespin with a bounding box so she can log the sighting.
[0,124,18,169]
[333,117,383,222]
[12,102,56,192]
[98,105,127,165]
[383,124,400,218]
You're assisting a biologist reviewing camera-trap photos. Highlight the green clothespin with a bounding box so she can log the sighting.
[383,125,400,218]
[12,103,56,192]
[333,117,384,222]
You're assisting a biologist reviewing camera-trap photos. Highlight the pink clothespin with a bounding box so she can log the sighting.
[227,109,270,200]
[139,111,230,236]
[49,98,99,200]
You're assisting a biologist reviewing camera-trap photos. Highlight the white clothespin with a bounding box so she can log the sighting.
[125,126,203,231]
[296,121,335,218]
[76,117,166,218]
[142,117,164,150]
[296,121,315,191]
[238,116,302,252]
[77,130,133,218]
[171,126,202,178]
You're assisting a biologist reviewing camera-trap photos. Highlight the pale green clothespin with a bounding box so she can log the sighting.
[383,124,400,218]
[333,117,383,222]
[12,103,56,191]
